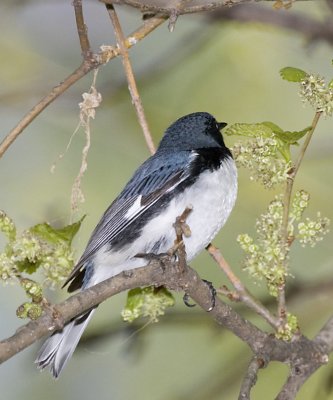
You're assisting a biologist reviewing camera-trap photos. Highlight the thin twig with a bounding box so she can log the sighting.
[292,111,322,177]
[206,243,279,329]
[172,206,193,273]
[238,356,264,400]
[0,63,94,159]
[314,314,333,354]
[279,111,322,324]
[73,0,92,57]
[0,16,166,159]
[106,4,156,155]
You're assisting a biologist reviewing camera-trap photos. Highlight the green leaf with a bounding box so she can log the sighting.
[224,123,273,138]
[275,126,311,144]
[30,215,85,246]
[16,260,40,274]
[276,142,291,162]
[328,78,333,89]
[54,215,86,245]
[261,121,283,134]
[280,67,307,82]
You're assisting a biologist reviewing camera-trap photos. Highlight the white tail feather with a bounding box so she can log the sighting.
[35,309,95,378]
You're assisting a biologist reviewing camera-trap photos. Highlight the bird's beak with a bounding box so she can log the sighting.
[217,122,227,130]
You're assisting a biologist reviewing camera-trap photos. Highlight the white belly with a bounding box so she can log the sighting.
[89,158,237,286]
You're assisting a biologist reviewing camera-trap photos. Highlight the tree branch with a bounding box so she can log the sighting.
[0,256,266,364]
[103,0,314,15]
[73,0,93,57]
[211,4,333,46]
[76,276,333,346]
[314,315,333,354]
[206,243,279,330]
[106,4,156,154]
[0,14,166,159]
[238,356,264,400]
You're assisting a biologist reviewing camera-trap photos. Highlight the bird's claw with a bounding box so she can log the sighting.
[202,279,216,312]
[183,280,216,311]
[183,293,196,308]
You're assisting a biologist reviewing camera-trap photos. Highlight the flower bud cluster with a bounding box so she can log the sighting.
[297,213,330,247]
[300,74,333,116]
[0,253,16,281]
[0,211,75,288]
[238,191,330,297]
[16,302,43,320]
[20,278,43,302]
[11,232,44,263]
[232,136,290,188]
[0,211,16,241]
[237,196,288,297]
[276,313,299,341]
[41,246,74,288]
[122,287,175,323]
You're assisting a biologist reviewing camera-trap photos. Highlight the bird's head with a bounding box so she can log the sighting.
[157,112,228,152]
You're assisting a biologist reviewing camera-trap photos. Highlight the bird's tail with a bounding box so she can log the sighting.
[35,308,95,378]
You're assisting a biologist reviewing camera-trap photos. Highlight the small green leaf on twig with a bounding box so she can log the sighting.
[274,127,312,144]
[16,259,40,274]
[30,215,85,246]
[280,67,307,82]
[224,123,273,139]
[0,212,85,289]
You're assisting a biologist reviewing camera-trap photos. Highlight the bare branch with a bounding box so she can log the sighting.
[275,335,329,400]
[276,364,321,400]
[0,62,96,160]
[0,256,266,364]
[73,0,92,57]
[211,4,333,46]
[238,356,264,400]
[314,315,333,354]
[0,15,166,159]
[102,0,313,15]
[206,243,279,329]
[106,4,156,155]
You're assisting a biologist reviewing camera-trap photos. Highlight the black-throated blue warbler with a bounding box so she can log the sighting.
[36,111,238,377]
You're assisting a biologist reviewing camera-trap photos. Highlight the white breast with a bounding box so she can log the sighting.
[128,156,237,260]
[175,157,237,260]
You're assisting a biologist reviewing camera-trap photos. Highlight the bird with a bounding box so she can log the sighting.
[35,111,238,378]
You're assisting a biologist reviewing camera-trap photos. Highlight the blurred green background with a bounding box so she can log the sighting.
[1,1,333,399]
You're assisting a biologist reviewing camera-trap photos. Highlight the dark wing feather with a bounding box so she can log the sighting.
[63,151,195,289]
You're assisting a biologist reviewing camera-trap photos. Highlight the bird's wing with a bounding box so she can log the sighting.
[64,152,196,290]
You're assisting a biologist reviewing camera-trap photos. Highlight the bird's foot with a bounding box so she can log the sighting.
[183,293,196,308]
[203,279,216,312]
[182,280,216,311]
[135,252,171,272]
